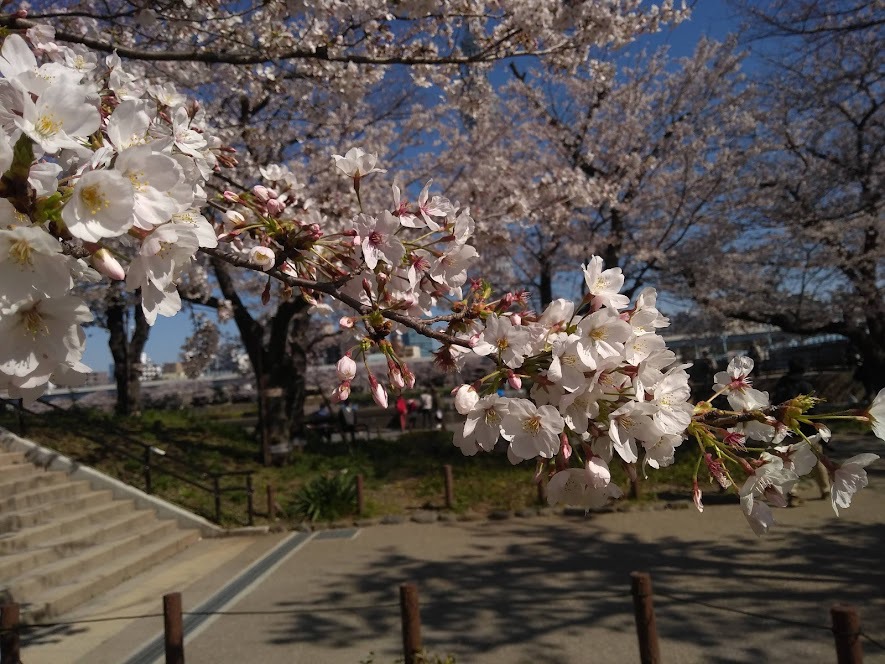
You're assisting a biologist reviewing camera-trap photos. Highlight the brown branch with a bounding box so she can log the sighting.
[199,247,471,348]
[0,15,566,66]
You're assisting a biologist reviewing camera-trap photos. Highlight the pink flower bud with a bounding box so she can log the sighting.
[692,479,704,513]
[252,185,276,202]
[507,371,522,390]
[91,248,125,280]
[261,280,271,305]
[250,246,276,271]
[560,434,572,461]
[510,313,522,326]
[307,224,323,240]
[368,374,388,409]
[402,365,416,389]
[332,381,351,403]
[339,316,355,329]
[265,199,286,215]
[223,191,241,203]
[453,384,478,415]
[336,355,357,381]
[389,362,405,389]
[224,210,245,226]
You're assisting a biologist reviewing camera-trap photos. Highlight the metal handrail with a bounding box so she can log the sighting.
[1,398,255,526]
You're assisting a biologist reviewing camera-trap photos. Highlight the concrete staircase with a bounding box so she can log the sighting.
[0,448,202,623]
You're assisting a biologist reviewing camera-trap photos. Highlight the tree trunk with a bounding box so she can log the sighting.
[106,289,151,416]
[212,259,311,464]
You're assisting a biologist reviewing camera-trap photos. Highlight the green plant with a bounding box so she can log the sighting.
[291,470,357,522]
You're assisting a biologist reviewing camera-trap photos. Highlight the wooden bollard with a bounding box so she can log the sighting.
[537,477,547,506]
[1,603,21,664]
[831,604,864,664]
[266,485,276,521]
[356,474,365,516]
[399,583,423,664]
[443,464,454,509]
[630,572,661,664]
[163,592,185,664]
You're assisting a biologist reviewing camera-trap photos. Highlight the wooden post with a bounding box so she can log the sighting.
[831,604,863,664]
[246,474,254,526]
[212,476,222,524]
[630,572,661,664]
[356,474,365,516]
[163,592,185,664]
[443,464,454,510]
[1,603,21,664]
[537,477,547,506]
[266,484,276,521]
[399,583,422,664]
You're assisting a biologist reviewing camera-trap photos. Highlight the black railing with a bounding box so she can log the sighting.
[0,398,255,526]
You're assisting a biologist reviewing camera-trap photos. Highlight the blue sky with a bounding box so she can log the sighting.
[82,1,739,372]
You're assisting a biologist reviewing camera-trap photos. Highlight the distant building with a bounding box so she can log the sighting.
[162,362,185,378]
[401,331,438,358]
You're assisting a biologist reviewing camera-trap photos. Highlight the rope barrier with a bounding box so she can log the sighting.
[654,589,833,632]
[3,588,882,652]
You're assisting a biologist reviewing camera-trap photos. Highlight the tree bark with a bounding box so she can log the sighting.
[106,289,151,416]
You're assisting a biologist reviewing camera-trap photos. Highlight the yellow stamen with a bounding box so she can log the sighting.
[80,184,109,215]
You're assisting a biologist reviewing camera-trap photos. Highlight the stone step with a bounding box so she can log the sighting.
[5,517,180,601]
[0,508,151,579]
[0,478,91,512]
[0,498,135,554]
[23,527,202,622]
[0,451,26,466]
[0,461,42,481]
[0,469,68,499]
[0,489,114,535]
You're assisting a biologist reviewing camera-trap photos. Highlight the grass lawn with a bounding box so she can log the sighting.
[0,405,701,527]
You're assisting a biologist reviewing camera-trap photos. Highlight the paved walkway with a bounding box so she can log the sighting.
[20,434,885,664]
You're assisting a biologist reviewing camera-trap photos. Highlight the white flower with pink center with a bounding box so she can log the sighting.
[472,314,532,369]
[353,211,405,270]
[582,256,629,310]
[831,454,880,515]
[501,398,563,461]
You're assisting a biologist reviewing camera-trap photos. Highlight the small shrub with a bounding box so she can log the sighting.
[291,471,357,522]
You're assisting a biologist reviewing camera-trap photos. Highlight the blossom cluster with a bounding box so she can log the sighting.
[0,29,881,536]
[0,29,226,402]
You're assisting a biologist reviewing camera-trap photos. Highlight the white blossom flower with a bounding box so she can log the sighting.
[16,82,99,154]
[459,395,508,454]
[353,212,405,270]
[0,294,92,390]
[472,315,532,369]
[501,398,563,461]
[0,226,73,301]
[546,467,621,511]
[608,401,661,463]
[582,255,629,310]
[831,454,879,515]
[115,145,183,230]
[866,388,885,441]
[548,333,595,391]
[332,147,386,179]
[62,170,135,242]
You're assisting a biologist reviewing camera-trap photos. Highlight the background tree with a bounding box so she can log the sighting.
[440,38,755,310]
[681,0,884,394]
